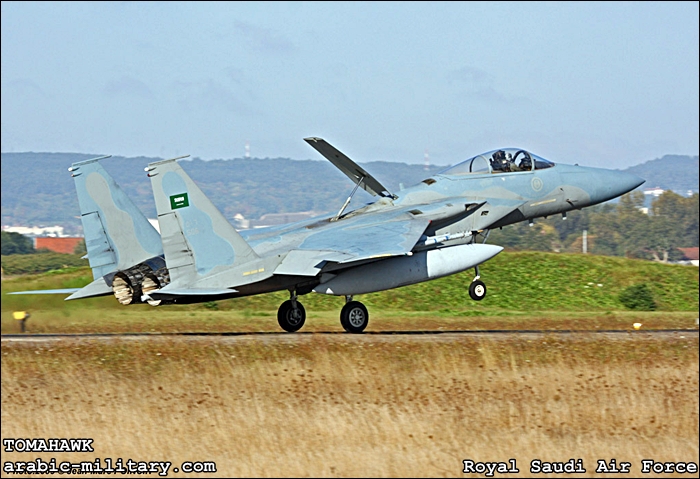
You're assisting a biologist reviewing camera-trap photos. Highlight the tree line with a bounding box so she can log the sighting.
[1,231,36,255]
[1,232,88,275]
[489,191,698,262]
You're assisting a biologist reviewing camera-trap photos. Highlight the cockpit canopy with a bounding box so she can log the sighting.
[438,148,555,176]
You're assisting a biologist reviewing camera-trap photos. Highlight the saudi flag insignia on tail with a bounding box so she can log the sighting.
[170,193,189,209]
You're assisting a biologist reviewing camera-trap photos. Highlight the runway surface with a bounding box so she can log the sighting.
[2,328,697,344]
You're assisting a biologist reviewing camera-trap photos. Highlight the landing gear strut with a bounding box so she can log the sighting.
[340,295,369,334]
[277,291,306,332]
[469,265,487,301]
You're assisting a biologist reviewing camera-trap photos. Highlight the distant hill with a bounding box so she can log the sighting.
[0,152,443,231]
[622,154,699,194]
[1,152,697,232]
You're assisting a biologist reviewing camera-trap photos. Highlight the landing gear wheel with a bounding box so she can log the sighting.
[469,280,487,301]
[340,301,369,334]
[277,300,306,332]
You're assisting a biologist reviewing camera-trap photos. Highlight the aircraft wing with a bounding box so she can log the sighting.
[276,196,524,278]
[274,211,431,276]
[304,137,396,198]
[303,214,430,262]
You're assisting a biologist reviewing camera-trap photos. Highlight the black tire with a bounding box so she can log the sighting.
[340,312,350,332]
[340,301,369,334]
[469,280,487,301]
[277,300,306,332]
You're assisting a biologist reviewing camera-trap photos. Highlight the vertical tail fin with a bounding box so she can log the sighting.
[70,156,163,280]
[146,157,259,285]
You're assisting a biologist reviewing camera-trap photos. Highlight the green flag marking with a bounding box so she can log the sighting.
[170,193,189,209]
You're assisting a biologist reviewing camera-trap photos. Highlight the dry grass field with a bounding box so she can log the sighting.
[2,307,699,335]
[2,334,698,477]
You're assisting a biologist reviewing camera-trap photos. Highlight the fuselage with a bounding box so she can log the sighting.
[241,149,644,258]
[202,149,643,299]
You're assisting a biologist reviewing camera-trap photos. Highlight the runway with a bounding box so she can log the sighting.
[2,328,697,343]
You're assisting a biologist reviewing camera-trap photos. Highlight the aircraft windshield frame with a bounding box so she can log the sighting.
[438,148,555,176]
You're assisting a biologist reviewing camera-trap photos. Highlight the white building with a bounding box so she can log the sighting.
[643,186,665,197]
[3,225,66,237]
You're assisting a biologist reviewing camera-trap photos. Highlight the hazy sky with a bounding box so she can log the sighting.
[2,1,698,169]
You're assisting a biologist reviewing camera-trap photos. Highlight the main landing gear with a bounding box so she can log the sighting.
[469,265,487,301]
[340,295,369,334]
[276,291,369,333]
[277,291,306,332]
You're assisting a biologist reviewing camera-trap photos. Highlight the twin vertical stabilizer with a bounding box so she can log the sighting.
[70,157,163,279]
[146,158,259,286]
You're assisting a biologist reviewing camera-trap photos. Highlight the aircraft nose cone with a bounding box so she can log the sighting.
[569,167,646,205]
[614,171,646,196]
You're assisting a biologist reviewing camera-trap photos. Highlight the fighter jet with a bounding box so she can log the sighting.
[12,138,644,333]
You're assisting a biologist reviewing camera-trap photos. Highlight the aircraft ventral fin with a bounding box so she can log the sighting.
[304,137,396,199]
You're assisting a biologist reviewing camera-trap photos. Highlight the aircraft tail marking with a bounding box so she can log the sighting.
[146,158,259,284]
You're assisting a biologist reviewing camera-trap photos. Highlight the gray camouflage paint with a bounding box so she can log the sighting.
[142,144,643,302]
[160,171,236,275]
[10,142,645,307]
[71,157,163,279]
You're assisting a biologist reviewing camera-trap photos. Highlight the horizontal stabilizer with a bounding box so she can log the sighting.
[8,288,80,295]
[7,277,113,301]
[65,277,113,301]
[304,137,396,198]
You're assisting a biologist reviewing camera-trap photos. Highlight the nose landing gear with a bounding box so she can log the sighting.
[469,280,487,300]
[469,265,487,301]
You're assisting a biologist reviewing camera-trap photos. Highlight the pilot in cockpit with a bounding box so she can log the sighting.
[490,150,506,171]
[506,152,518,171]
[491,150,515,172]
[519,156,532,171]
